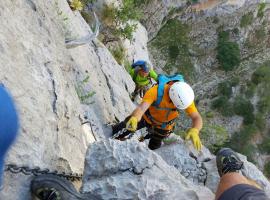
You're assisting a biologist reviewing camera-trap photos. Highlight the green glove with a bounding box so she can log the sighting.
[126,116,138,132]
[185,128,202,151]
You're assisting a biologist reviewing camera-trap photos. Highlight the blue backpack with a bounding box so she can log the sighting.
[145,74,184,129]
[154,74,185,107]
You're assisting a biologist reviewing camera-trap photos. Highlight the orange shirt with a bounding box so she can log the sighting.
[142,84,198,130]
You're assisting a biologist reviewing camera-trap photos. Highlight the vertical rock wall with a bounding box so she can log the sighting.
[0,0,134,199]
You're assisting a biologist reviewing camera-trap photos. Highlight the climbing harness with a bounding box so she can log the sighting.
[144,109,177,129]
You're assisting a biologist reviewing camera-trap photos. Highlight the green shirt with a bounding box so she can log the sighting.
[129,68,158,86]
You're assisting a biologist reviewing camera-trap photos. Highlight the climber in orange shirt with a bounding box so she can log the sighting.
[112,74,203,151]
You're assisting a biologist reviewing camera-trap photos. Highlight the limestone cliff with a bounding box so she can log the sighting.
[145,0,270,172]
[0,0,269,200]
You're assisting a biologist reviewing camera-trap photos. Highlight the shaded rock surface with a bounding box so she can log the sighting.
[81,139,215,200]
[155,139,210,185]
[0,0,133,199]
[1,0,270,199]
[81,139,270,198]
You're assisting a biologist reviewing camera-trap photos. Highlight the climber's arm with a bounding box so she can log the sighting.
[131,102,151,121]
[185,102,202,131]
[189,111,203,131]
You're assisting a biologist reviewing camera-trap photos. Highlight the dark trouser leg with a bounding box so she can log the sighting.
[215,173,266,200]
[148,137,162,150]
[148,128,171,150]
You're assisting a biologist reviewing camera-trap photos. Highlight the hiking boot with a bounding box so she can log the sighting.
[216,148,244,177]
[31,174,99,200]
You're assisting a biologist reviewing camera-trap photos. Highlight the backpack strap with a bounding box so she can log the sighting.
[154,74,184,107]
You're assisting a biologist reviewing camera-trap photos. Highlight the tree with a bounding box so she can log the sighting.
[217,31,240,71]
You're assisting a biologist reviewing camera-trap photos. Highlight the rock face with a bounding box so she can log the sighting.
[1,0,270,199]
[81,139,215,200]
[140,0,187,40]
[123,22,154,68]
[0,2,92,199]
[146,0,270,171]
[55,0,135,139]
[0,0,134,199]
[155,139,209,185]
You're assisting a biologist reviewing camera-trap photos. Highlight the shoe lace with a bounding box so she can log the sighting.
[47,190,58,200]
[38,189,59,200]
[222,156,243,175]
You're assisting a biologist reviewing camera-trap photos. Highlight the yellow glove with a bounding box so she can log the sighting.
[126,116,138,132]
[185,128,202,151]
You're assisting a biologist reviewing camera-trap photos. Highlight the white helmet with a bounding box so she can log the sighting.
[169,82,195,110]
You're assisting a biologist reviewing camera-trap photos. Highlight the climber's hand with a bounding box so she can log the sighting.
[126,116,138,132]
[185,128,202,151]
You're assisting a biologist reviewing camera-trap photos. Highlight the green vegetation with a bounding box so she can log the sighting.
[110,43,126,65]
[124,59,131,71]
[200,124,229,153]
[211,96,234,117]
[226,125,258,162]
[252,64,270,85]
[244,82,256,98]
[217,81,233,98]
[231,77,240,86]
[241,144,257,163]
[244,38,255,49]
[163,7,183,24]
[257,2,266,18]
[134,0,152,6]
[212,16,219,24]
[259,138,270,154]
[187,0,199,4]
[213,62,270,164]
[100,0,143,60]
[150,19,194,80]
[163,137,178,145]
[257,97,270,114]
[240,12,254,28]
[81,0,96,5]
[205,111,214,118]
[69,0,96,11]
[217,31,240,71]
[255,113,266,131]
[252,63,270,115]
[264,161,270,178]
[255,27,266,41]
[233,97,254,124]
[211,96,228,109]
[232,28,239,35]
[101,0,142,40]
[174,129,186,139]
[75,76,96,105]
[70,0,83,11]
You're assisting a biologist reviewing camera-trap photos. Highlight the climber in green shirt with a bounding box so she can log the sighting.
[129,60,158,101]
